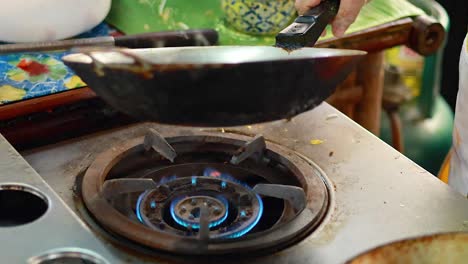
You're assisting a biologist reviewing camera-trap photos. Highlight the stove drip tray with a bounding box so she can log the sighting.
[80,129,329,255]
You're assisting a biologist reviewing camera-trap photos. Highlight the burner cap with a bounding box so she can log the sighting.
[171,195,228,229]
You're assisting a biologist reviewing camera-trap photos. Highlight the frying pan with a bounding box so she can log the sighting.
[347,232,468,264]
[63,0,366,126]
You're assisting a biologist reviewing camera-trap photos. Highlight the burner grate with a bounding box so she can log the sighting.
[80,129,329,255]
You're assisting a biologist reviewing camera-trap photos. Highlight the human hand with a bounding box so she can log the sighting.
[295,0,368,37]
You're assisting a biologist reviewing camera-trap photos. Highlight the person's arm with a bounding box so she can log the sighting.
[295,0,369,37]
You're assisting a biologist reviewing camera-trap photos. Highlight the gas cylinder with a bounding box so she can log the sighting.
[380,0,452,175]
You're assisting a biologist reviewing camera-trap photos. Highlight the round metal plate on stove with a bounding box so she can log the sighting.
[81,133,330,255]
[171,195,228,229]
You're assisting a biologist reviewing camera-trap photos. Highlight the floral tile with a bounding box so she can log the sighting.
[0,23,112,105]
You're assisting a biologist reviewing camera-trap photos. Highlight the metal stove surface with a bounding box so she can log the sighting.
[1,103,467,263]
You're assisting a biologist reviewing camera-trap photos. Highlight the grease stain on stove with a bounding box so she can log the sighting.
[177,129,197,136]
[201,128,257,138]
[303,163,360,247]
[62,153,94,176]
[304,205,350,246]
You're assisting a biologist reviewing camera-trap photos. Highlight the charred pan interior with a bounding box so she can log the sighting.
[80,129,330,255]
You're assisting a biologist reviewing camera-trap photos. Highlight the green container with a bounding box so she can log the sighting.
[380,0,452,175]
[380,96,453,174]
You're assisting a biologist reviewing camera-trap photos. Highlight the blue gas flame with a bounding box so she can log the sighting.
[203,167,264,238]
[136,168,264,238]
[136,190,148,223]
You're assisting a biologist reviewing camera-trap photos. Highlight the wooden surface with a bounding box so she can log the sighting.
[0,98,133,150]
[316,16,445,56]
[0,87,97,120]
[326,71,362,119]
[316,18,413,53]
[354,52,385,135]
[327,52,385,135]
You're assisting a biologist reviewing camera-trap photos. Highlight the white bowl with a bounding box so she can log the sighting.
[0,0,111,42]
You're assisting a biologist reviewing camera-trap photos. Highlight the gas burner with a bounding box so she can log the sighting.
[81,129,330,255]
[137,175,263,239]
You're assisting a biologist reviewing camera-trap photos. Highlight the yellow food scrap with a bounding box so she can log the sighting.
[65,75,86,89]
[0,85,26,103]
[310,139,324,145]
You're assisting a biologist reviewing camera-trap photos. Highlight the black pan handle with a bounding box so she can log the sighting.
[276,0,340,48]
[114,29,219,48]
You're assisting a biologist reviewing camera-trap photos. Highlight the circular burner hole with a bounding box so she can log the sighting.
[28,248,108,264]
[191,208,201,218]
[0,184,48,227]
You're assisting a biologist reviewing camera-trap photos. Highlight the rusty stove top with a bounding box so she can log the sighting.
[1,103,467,264]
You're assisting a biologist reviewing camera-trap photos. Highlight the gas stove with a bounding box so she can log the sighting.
[79,129,328,256]
[1,103,467,264]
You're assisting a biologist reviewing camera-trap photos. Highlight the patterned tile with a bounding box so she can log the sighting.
[0,23,111,105]
[222,0,296,35]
